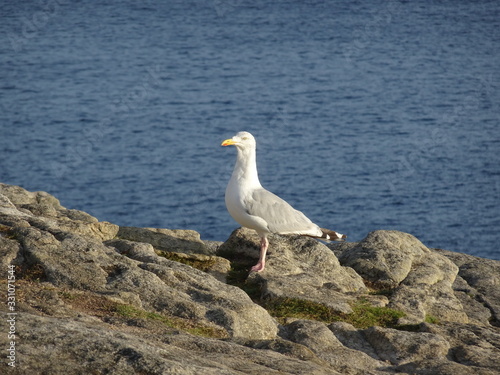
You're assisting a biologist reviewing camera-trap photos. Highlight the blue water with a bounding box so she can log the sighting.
[1,0,499,260]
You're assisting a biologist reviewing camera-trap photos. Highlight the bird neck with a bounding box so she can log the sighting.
[232,147,262,188]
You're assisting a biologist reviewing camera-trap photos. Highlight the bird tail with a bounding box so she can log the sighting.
[318,228,346,242]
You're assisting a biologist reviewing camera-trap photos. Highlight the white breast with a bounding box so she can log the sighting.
[225,179,269,235]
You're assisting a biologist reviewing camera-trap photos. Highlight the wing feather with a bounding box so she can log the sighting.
[244,188,321,235]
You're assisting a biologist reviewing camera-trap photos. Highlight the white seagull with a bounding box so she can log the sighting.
[221,131,346,272]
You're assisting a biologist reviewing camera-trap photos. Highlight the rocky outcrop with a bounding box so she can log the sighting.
[219,228,366,314]
[117,226,214,255]
[281,319,385,374]
[11,312,331,375]
[336,230,469,324]
[0,183,277,341]
[435,248,500,326]
[338,230,431,287]
[1,183,499,374]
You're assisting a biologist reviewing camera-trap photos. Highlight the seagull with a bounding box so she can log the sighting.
[221,131,346,272]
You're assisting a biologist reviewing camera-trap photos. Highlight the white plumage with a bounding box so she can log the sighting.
[221,131,345,272]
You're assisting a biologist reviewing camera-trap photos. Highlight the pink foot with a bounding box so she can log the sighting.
[251,236,269,272]
[250,262,265,272]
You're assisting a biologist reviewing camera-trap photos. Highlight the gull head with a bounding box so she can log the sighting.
[221,131,256,149]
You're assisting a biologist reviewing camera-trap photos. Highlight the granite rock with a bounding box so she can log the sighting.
[1,183,499,375]
[337,230,468,324]
[219,227,366,313]
[0,184,277,341]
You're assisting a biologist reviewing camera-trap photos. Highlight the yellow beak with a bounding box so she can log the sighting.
[221,138,236,146]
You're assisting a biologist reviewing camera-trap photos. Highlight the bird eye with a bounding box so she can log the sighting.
[242,137,248,140]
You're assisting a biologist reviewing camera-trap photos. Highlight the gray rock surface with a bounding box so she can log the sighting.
[282,319,386,374]
[337,230,468,324]
[118,225,214,255]
[4,312,330,375]
[220,227,366,313]
[108,238,231,282]
[435,248,500,326]
[1,183,499,375]
[0,183,277,341]
[388,250,468,324]
[338,230,431,288]
[362,325,451,365]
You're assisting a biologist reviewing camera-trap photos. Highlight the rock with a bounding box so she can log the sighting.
[22,226,277,339]
[281,319,386,374]
[282,319,343,350]
[0,185,276,340]
[395,359,498,375]
[435,248,500,327]
[0,236,20,278]
[220,227,366,313]
[451,275,493,325]
[243,337,320,363]
[421,322,500,373]
[118,226,213,255]
[217,227,268,261]
[362,325,450,365]
[1,183,500,375]
[0,183,118,241]
[0,192,31,218]
[328,321,379,359]
[203,239,224,254]
[0,189,118,244]
[388,250,468,324]
[338,230,467,324]
[339,230,430,288]
[331,320,500,375]
[327,240,357,258]
[454,344,500,370]
[107,238,231,282]
[8,312,332,375]
[0,183,63,211]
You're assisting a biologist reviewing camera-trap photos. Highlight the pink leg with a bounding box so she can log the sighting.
[251,237,269,272]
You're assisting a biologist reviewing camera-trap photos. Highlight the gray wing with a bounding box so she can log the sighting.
[245,188,320,235]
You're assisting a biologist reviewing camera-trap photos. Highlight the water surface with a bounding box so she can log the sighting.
[1,0,499,259]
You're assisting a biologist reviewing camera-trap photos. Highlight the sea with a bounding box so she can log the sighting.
[1,0,499,260]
